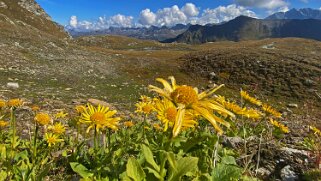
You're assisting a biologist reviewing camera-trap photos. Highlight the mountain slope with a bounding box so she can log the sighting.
[266,8,321,20]
[0,0,68,39]
[164,16,321,44]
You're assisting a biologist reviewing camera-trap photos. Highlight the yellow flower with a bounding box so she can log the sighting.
[139,95,153,103]
[49,122,66,135]
[55,111,68,119]
[0,120,9,127]
[124,121,134,127]
[270,118,289,133]
[44,133,63,147]
[35,113,51,126]
[31,105,40,112]
[262,104,282,118]
[75,105,86,114]
[7,99,23,108]
[215,96,262,120]
[310,126,321,137]
[79,104,121,133]
[149,76,234,137]
[153,98,197,132]
[242,108,262,120]
[0,100,6,108]
[135,101,154,115]
[240,90,262,106]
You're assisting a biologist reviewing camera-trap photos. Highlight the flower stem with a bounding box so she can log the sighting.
[10,108,16,159]
[33,124,39,165]
[94,126,97,149]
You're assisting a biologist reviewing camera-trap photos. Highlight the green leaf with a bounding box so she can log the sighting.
[0,171,7,181]
[38,164,51,181]
[70,162,93,179]
[168,156,198,181]
[126,157,145,181]
[211,163,242,181]
[181,133,212,153]
[166,152,177,172]
[221,156,237,165]
[141,144,160,172]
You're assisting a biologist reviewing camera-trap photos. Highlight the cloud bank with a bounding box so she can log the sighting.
[67,3,257,31]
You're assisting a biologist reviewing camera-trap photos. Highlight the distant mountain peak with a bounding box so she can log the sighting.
[266,8,321,20]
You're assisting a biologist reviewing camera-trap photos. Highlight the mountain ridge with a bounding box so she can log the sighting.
[164,16,321,44]
[266,8,321,20]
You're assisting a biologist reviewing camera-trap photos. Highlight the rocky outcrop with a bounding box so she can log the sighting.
[18,0,51,20]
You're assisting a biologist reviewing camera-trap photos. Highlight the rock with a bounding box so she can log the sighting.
[88,98,114,109]
[280,147,309,157]
[280,165,298,181]
[287,104,298,108]
[223,136,243,148]
[303,79,315,86]
[0,1,8,8]
[7,82,19,89]
[209,72,217,80]
[256,167,271,177]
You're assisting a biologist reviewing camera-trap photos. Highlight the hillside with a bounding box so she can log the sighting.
[181,38,321,106]
[165,16,321,44]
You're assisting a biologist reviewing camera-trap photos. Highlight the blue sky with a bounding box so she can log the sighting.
[35,0,321,29]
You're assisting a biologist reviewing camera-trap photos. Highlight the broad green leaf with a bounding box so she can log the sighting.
[70,162,93,179]
[141,144,160,172]
[168,157,198,181]
[0,171,7,181]
[181,133,212,153]
[38,164,51,181]
[211,163,242,181]
[166,152,177,172]
[221,156,237,165]
[126,157,145,181]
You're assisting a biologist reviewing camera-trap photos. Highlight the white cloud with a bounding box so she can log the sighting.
[278,6,289,12]
[197,4,256,25]
[138,3,200,26]
[109,14,133,27]
[182,3,199,17]
[69,15,78,28]
[155,5,188,26]
[300,0,309,3]
[139,9,156,25]
[67,14,133,31]
[67,3,256,31]
[235,0,288,10]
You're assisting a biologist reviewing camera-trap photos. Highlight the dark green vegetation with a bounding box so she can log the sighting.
[165,16,321,43]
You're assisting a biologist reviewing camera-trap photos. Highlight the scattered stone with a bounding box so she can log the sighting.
[280,147,309,157]
[280,165,298,181]
[0,1,7,8]
[88,98,114,108]
[65,88,72,91]
[209,72,217,80]
[303,79,315,86]
[223,136,243,148]
[7,82,19,89]
[287,104,298,108]
[256,167,271,177]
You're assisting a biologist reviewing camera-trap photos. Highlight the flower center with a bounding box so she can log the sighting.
[165,107,177,121]
[90,112,105,124]
[142,105,153,114]
[47,137,56,144]
[35,113,51,125]
[171,86,198,105]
